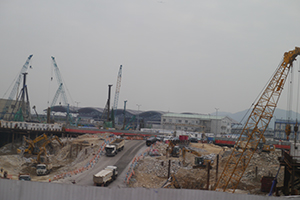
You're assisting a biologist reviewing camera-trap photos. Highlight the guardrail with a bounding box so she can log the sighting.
[52,136,114,181]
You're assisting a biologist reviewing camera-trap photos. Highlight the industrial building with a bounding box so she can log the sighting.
[274,119,299,140]
[160,113,234,135]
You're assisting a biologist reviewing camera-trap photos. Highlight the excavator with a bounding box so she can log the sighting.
[35,147,52,176]
[166,140,181,157]
[17,133,49,154]
[235,135,275,152]
[182,147,213,168]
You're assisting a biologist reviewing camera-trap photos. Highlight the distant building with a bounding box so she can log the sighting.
[274,119,299,140]
[161,113,234,134]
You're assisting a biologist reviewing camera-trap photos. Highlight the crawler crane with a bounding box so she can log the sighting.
[215,47,300,193]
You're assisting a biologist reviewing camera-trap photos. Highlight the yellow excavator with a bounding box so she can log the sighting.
[17,133,49,154]
[166,140,181,157]
[182,147,213,168]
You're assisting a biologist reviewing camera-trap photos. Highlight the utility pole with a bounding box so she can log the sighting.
[122,100,127,130]
[215,108,219,137]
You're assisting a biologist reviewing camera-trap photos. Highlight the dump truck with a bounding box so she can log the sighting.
[36,163,52,176]
[105,139,125,156]
[93,166,118,186]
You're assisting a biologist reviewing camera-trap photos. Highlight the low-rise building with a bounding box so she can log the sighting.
[161,113,233,135]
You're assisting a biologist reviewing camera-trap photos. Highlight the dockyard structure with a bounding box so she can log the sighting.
[274,119,299,141]
[161,113,233,134]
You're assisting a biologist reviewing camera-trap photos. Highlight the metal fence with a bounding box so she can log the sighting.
[0,179,287,200]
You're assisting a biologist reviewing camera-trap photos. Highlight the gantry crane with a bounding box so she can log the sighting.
[50,56,68,108]
[215,47,300,193]
[1,55,33,120]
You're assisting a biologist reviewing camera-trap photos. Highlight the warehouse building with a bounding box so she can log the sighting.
[161,113,233,135]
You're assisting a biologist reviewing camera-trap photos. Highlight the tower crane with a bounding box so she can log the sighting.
[50,56,68,108]
[1,55,33,119]
[215,47,300,193]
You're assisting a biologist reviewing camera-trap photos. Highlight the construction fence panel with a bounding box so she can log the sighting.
[0,179,286,200]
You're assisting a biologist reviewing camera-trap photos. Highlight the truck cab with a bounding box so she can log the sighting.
[19,174,31,181]
[36,163,52,176]
[105,145,117,156]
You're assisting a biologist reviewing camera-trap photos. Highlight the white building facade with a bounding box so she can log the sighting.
[161,113,232,135]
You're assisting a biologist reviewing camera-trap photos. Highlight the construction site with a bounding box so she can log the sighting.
[2,47,300,200]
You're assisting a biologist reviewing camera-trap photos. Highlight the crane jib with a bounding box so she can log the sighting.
[215,47,300,193]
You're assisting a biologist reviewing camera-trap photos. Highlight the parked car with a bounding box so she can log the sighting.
[189,137,199,143]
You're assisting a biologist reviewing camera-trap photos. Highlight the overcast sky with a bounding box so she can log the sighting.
[1,0,300,115]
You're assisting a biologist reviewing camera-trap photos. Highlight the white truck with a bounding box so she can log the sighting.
[36,163,52,176]
[105,139,125,156]
[93,166,118,186]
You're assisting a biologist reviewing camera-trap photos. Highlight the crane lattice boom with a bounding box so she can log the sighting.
[215,47,300,193]
[50,56,68,107]
[1,55,33,119]
[113,65,122,112]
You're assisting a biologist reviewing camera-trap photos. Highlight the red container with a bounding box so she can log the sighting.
[179,135,189,141]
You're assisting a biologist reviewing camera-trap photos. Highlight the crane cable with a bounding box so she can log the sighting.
[232,57,285,134]
[295,60,300,142]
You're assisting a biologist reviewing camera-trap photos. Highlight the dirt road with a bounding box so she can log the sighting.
[57,140,146,187]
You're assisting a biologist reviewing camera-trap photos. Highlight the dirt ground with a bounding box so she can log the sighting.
[129,142,284,195]
[0,133,111,181]
[0,135,285,195]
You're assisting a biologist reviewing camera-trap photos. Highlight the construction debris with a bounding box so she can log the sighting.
[128,142,284,195]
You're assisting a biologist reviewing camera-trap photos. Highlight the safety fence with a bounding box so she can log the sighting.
[124,141,161,185]
[52,136,114,181]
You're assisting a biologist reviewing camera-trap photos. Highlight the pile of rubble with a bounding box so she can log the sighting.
[129,142,284,194]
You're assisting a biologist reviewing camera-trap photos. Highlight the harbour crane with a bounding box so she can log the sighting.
[1,55,33,119]
[50,56,68,108]
[215,47,300,193]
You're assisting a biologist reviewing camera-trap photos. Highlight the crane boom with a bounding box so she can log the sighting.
[113,65,122,114]
[50,56,68,107]
[1,55,33,119]
[215,47,300,193]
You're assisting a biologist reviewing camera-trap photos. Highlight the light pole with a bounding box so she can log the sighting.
[215,108,219,137]
[136,104,141,130]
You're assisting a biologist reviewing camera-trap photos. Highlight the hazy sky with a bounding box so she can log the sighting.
[1,0,300,115]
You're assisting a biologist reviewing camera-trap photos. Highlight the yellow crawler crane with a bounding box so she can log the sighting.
[215,47,300,193]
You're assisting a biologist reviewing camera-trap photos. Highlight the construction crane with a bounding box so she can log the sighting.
[215,47,300,193]
[113,65,122,117]
[1,55,33,119]
[50,56,68,108]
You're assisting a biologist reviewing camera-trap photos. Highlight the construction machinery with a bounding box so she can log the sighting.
[1,55,33,120]
[17,136,39,155]
[17,133,49,154]
[166,140,181,157]
[112,65,123,124]
[35,147,52,176]
[50,56,68,108]
[93,166,118,186]
[181,147,213,168]
[215,47,300,193]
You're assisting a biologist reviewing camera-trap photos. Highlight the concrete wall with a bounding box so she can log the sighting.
[0,179,286,200]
